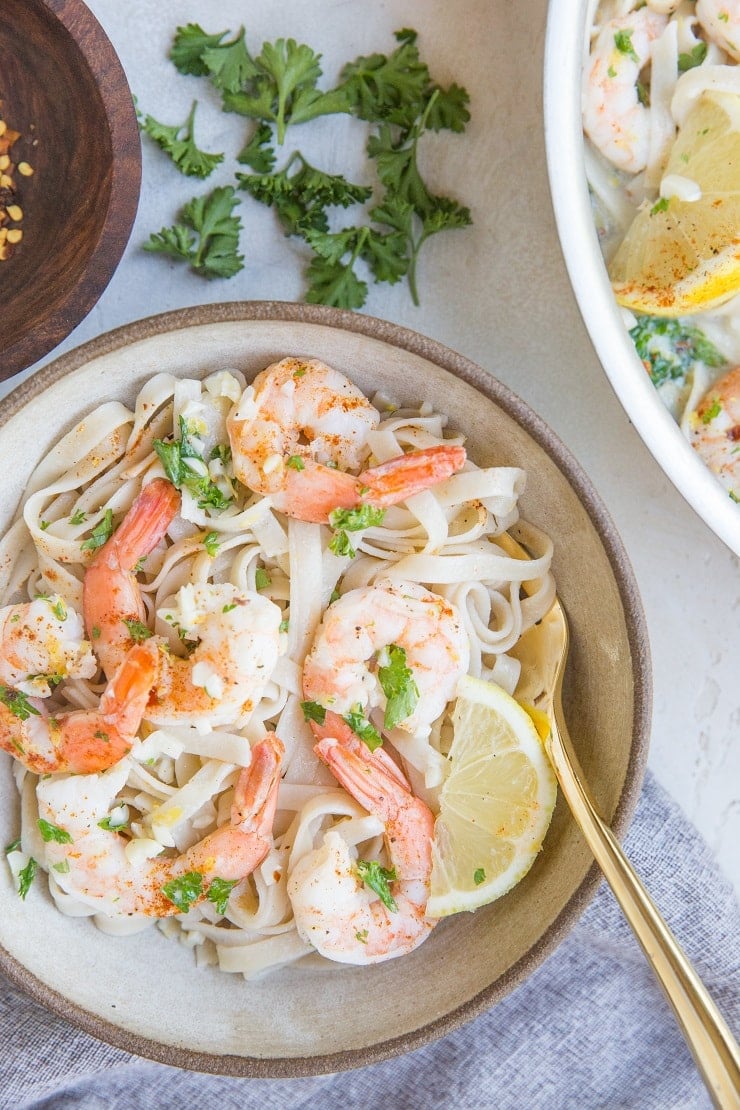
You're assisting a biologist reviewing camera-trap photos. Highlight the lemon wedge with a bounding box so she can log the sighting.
[609,91,740,316]
[427,674,557,918]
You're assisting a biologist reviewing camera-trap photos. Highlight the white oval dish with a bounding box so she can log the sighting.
[543,0,740,558]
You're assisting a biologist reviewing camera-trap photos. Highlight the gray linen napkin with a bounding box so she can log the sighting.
[1,771,737,1110]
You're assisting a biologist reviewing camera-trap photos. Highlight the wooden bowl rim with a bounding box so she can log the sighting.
[0,301,652,1076]
[0,0,141,381]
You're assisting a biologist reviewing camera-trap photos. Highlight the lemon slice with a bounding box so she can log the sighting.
[609,91,740,316]
[427,675,557,918]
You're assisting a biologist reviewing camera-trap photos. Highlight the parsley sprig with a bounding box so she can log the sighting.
[153,416,233,510]
[138,101,224,179]
[142,25,471,308]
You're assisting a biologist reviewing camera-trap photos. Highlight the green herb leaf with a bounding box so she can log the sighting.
[0,686,40,721]
[301,700,327,724]
[144,185,244,280]
[69,509,87,526]
[702,397,722,424]
[473,867,486,886]
[52,860,71,874]
[5,838,21,855]
[343,707,383,751]
[17,857,37,900]
[328,529,356,558]
[98,810,129,832]
[207,876,238,915]
[139,101,224,179]
[377,643,419,730]
[203,531,220,556]
[170,23,230,76]
[237,123,276,172]
[329,504,386,531]
[123,618,153,642]
[286,454,305,470]
[37,818,73,844]
[201,26,260,94]
[80,509,114,552]
[356,859,398,911]
[255,567,272,590]
[161,870,204,912]
[629,315,726,389]
[678,42,708,72]
[614,28,639,63]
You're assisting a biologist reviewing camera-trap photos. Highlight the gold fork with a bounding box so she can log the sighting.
[534,595,740,1108]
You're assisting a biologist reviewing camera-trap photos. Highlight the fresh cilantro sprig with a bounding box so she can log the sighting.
[80,509,115,553]
[327,503,386,557]
[139,101,224,179]
[37,819,73,844]
[207,876,238,915]
[161,870,204,912]
[0,685,40,722]
[144,185,244,279]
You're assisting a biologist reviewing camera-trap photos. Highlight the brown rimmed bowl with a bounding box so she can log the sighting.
[0,0,140,381]
[0,302,651,1076]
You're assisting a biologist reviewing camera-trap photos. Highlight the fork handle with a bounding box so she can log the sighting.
[546,725,740,1109]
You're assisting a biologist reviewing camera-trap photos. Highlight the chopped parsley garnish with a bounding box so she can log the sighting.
[377,643,419,730]
[37,819,73,844]
[80,509,115,552]
[5,838,21,855]
[355,928,369,943]
[52,860,71,874]
[286,454,305,470]
[255,567,272,590]
[328,503,386,558]
[650,197,670,216]
[154,415,233,510]
[39,520,50,531]
[328,529,356,558]
[161,870,204,912]
[678,42,708,72]
[69,509,87,526]
[301,700,326,724]
[473,867,486,886]
[702,397,722,424]
[123,618,153,642]
[207,876,238,915]
[50,598,67,621]
[356,859,398,912]
[222,602,237,613]
[343,707,383,751]
[614,28,639,62]
[203,530,220,556]
[0,686,40,721]
[629,315,726,389]
[17,857,37,900]
[279,618,290,633]
[98,810,129,832]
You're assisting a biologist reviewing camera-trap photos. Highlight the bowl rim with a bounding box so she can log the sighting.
[543,0,740,559]
[0,301,652,1076]
[0,0,142,381]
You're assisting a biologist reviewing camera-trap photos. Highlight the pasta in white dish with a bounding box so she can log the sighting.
[583,0,740,500]
[0,357,555,977]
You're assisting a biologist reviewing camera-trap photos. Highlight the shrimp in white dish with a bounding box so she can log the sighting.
[226,357,466,523]
[302,580,470,739]
[288,712,434,964]
[583,8,668,172]
[689,365,740,494]
[83,477,283,728]
[36,733,284,918]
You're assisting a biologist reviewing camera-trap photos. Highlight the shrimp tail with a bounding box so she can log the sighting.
[83,478,180,677]
[89,478,181,575]
[359,444,466,507]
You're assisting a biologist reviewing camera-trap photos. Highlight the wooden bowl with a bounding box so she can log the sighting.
[0,303,651,1075]
[0,0,140,380]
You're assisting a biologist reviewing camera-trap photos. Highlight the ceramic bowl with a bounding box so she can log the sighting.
[543,0,740,558]
[0,303,651,1076]
[0,0,140,380]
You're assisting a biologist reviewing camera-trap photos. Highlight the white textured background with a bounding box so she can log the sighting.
[2,0,738,897]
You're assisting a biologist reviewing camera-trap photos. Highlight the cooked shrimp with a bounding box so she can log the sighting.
[36,733,284,918]
[0,595,96,697]
[83,478,283,728]
[689,365,740,495]
[0,641,158,775]
[696,0,740,60]
[583,8,668,172]
[226,357,466,523]
[83,477,181,679]
[149,582,283,728]
[302,580,470,738]
[287,712,435,964]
